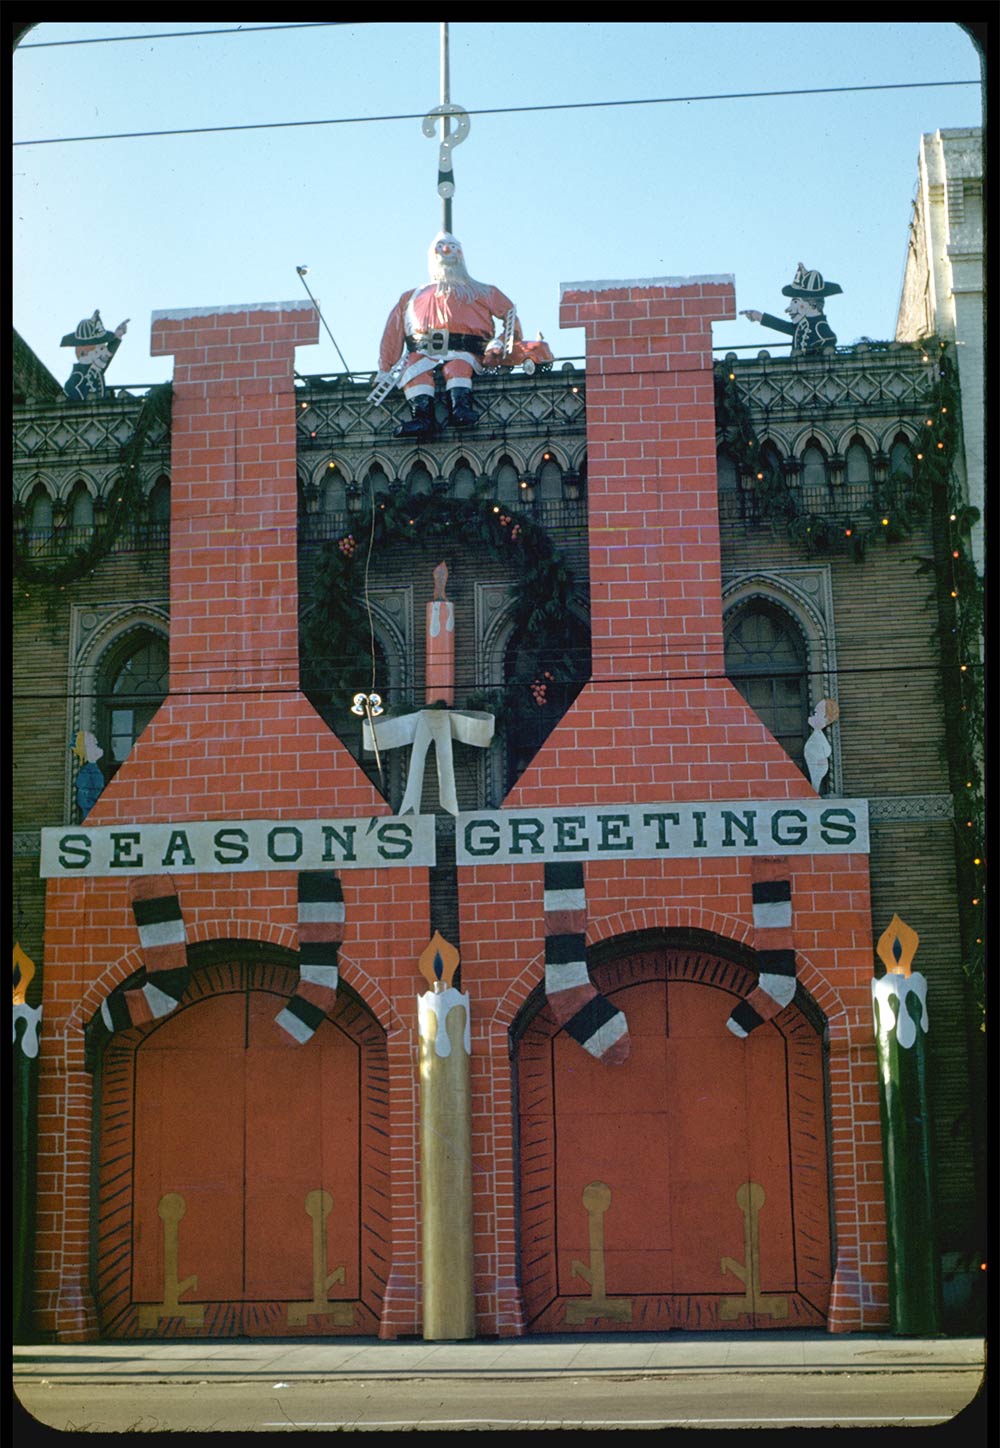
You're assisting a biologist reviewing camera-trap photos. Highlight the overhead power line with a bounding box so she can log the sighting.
[14,79,980,149]
[16,23,351,49]
[12,658,983,706]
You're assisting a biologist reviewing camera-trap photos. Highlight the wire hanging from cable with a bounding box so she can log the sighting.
[295,266,351,374]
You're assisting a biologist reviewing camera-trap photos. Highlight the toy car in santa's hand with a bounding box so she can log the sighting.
[482,334,555,374]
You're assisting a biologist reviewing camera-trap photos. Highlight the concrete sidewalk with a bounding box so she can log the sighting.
[13,1331,986,1382]
[14,1336,986,1433]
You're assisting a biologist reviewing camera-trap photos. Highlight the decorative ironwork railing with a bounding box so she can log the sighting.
[15,523,170,557]
[294,367,588,453]
[13,347,937,543]
[718,342,935,423]
[299,498,588,545]
[13,397,170,466]
[718,482,892,526]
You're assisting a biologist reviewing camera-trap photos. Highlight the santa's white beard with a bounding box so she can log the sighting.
[429,255,490,305]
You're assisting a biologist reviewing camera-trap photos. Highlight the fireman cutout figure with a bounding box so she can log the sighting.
[60,310,129,402]
[740,263,841,353]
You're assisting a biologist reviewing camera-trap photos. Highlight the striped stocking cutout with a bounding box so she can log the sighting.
[275,872,344,1044]
[727,858,797,1038]
[124,876,191,1026]
[543,862,629,1065]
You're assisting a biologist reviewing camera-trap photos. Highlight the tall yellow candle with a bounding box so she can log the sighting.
[418,932,474,1339]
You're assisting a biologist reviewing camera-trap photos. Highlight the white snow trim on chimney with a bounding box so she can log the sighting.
[151,300,315,322]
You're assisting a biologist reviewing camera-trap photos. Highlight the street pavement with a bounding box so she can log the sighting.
[13,1332,987,1434]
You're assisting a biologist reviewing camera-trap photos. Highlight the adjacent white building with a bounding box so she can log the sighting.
[896,127,984,569]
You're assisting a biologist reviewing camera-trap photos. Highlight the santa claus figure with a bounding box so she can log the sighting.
[378,232,522,435]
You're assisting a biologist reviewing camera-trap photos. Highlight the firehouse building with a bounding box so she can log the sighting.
[14,129,985,1342]
[20,278,885,1341]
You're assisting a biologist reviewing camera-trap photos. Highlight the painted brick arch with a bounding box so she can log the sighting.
[95,957,390,1339]
[515,944,832,1332]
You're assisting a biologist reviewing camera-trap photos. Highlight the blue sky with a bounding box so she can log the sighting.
[13,21,983,388]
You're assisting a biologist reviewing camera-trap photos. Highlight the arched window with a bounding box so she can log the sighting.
[406,461,433,495]
[451,458,477,497]
[322,466,347,512]
[801,442,827,490]
[98,631,170,778]
[889,433,913,480]
[148,476,171,524]
[716,448,738,492]
[495,456,520,504]
[760,440,783,480]
[364,464,391,499]
[537,456,563,501]
[28,485,53,534]
[568,457,587,502]
[845,437,871,484]
[68,482,94,529]
[724,601,809,771]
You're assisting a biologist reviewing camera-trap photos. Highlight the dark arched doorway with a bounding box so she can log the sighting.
[515,941,831,1331]
[95,954,389,1337]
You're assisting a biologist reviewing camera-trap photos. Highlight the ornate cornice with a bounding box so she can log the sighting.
[868,795,954,821]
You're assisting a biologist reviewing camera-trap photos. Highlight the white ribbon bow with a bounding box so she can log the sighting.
[363,708,495,815]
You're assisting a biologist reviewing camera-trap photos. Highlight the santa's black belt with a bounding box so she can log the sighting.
[406,332,486,357]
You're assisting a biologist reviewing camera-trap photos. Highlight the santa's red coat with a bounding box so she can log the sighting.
[379,282,519,373]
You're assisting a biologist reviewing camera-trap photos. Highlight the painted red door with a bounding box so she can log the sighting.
[132,986,360,1327]
[98,961,388,1338]
[132,993,248,1305]
[518,947,831,1332]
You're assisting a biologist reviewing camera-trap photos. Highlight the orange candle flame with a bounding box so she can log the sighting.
[876,914,919,977]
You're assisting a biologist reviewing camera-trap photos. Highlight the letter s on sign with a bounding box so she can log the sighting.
[377,822,413,859]
[214,827,250,865]
[819,807,857,845]
[58,833,92,869]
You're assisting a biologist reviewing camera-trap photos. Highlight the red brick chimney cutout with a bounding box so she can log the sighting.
[507,275,816,807]
[84,302,384,824]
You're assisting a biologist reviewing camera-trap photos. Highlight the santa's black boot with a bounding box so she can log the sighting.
[394,395,436,438]
[449,387,478,428]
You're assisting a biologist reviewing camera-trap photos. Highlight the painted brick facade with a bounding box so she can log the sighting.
[36,283,886,1342]
[462,278,885,1333]
[36,304,431,1340]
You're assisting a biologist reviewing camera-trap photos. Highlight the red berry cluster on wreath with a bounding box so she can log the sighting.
[338,535,357,558]
[530,671,555,706]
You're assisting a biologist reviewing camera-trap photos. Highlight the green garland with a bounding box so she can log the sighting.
[13,383,173,591]
[301,481,582,723]
[716,343,983,1027]
[910,345,985,1029]
[713,357,929,558]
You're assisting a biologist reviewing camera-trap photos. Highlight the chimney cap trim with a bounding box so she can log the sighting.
[151,300,315,323]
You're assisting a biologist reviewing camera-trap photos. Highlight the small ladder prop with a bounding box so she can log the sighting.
[366,355,406,406]
[565,1181,632,1325]
[719,1181,788,1321]
[137,1193,204,1328]
[287,1189,354,1326]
